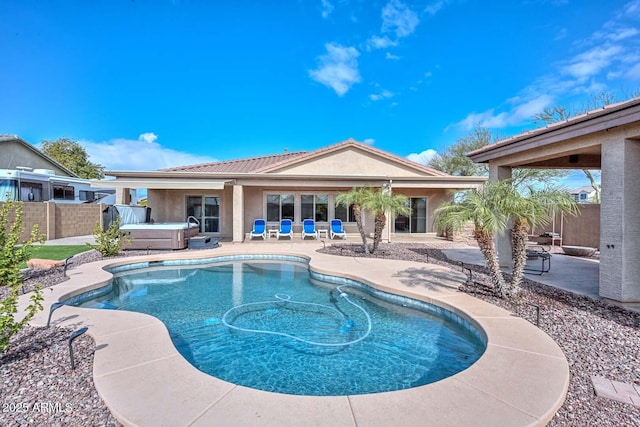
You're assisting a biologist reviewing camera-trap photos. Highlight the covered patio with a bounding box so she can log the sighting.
[468,97,640,308]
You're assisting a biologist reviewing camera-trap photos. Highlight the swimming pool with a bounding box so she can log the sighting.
[67,255,486,396]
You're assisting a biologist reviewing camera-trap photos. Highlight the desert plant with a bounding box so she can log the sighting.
[507,185,578,296]
[434,181,579,298]
[91,217,131,257]
[434,181,512,297]
[0,200,45,352]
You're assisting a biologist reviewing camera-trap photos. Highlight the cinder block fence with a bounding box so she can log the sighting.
[1,202,105,242]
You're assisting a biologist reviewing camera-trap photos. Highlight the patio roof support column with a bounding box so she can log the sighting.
[232,184,244,243]
[599,138,640,303]
[489,164,513,268]
[115,187,131,205]
[383,181,391,243]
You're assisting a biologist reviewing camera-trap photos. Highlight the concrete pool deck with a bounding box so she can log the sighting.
[21,241,569,426]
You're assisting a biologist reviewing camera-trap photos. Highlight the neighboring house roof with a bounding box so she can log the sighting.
[0,134,78,177]
[161,139,448,177]
[569,186,595,195]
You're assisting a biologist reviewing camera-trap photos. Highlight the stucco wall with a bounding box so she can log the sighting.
[147,188,233,238]
[531,204,600,248]
[395,188,452,233]
[274,148,429,177]
[145,186,458,239]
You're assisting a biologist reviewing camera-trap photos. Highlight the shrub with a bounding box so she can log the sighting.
[0,200,44,352]
[91,217,131,257]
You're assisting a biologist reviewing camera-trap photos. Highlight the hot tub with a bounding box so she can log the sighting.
[120,223,200,250]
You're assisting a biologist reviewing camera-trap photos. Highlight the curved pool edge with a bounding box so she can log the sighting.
[20,243,569,427]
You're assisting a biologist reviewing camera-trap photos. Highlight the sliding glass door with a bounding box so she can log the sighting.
[394,197,427,233]
[186,195,220,233]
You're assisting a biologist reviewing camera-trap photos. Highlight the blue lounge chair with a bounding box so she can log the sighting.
[330,219,346,239]
[277,219,293,240]
[301,219,317,240]
[249,219,267,240]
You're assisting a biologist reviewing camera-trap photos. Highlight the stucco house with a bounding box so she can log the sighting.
[0,134,76,175]
[96,139,486,242]
[569,186,597,203]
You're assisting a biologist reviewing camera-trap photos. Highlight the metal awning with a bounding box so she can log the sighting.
[91,178,228,190]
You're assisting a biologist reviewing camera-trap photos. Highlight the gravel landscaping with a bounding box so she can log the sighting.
[2,244,639,426]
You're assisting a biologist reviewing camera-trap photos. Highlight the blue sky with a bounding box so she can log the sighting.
[2,1,639,188]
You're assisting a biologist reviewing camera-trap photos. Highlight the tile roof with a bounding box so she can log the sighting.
[159,151,309,173]
[570,186,595,194]
[160,139,449,176]
[256,139,449,176]
[469,96,640,158]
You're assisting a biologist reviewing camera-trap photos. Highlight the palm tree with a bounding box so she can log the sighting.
[362,188,410,254]
[507,185,578,296]
[433,180,514,297]
[336,187,371,253]
[434,180,579,298]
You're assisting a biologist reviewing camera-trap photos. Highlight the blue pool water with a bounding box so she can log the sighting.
[68,256,486,396]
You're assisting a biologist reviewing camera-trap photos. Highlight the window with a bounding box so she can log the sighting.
[0,179,19,201]
[301,194,328,222]
[79,190,95,201]
[266,194,294,222]
[335,202,355,223]
[53,185,74,200]
[19,183,43,202]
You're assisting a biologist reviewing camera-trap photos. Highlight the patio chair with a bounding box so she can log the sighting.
[301,219,318,240]
[330,219,346,239]
[249,219,267,240]
[524,248,552,275]
[277,219,293,240]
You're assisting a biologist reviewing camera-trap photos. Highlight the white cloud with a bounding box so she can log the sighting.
[362,138,375,145]
[424,0,451,15]
[510,95,555,121]
[138,132,158,143]
[321,0,334,19]
[385,52,400,60]
[455,94,554,131]
[79,136,217,171]
[561,45,623,82]
[626,62,640,78]
[369,89,394,101]
[407,149,438,165]
[366,35,398,50]
[309,43,361,96]
[381,0,419,38]
[606,27,640,41]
